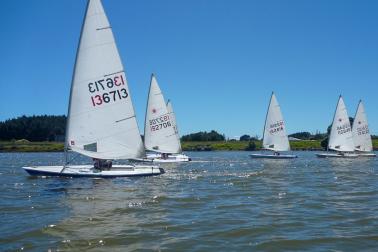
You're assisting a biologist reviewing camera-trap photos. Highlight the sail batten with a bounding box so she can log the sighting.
[328,96,354,152]
[262,93,290,152]
[144,75,181,154]
[352,101,373,152]
[65,0,145,160]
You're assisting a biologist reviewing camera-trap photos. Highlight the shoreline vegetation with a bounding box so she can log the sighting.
[1,139,377,153]
[1,115,377,152]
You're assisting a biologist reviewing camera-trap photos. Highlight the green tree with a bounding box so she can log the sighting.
[0,115,66,141]
[239,134,251,141]
[181,130,225,141]
[245,141,256,151]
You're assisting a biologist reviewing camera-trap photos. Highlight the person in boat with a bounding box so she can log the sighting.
[161,153,168,160]
[274,152,280,156]
[93,158,112,170]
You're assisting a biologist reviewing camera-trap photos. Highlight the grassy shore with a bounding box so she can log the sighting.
[181,140,324,151]
[0,141,64,152]
[183,139,378,151]
[1,139,377,152]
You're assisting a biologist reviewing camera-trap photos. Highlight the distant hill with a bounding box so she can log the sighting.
[0,115,66,142]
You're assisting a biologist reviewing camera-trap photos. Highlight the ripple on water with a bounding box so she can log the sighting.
[0,151,378,251]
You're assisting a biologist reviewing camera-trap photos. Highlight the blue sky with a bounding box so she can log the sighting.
[1,0,377,138]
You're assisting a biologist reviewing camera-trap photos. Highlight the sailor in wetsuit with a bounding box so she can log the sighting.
[93,158,112,170]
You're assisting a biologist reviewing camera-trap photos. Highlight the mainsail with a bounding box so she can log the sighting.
[144,75,181,154]
[65,0,145,160]
[262,92,290,152]
[352,100,373,152]
[167,100,182,153]
[328,96,354,152]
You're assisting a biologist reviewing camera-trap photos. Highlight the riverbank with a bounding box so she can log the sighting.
[1,140,377,152]
[0,141,63,152]
[181,140,324,151]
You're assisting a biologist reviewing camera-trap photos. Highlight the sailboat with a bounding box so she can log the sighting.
[316,96,358,158]
[249,92,297,159]
[143,74,191,162]
[23,0,163,177]
[352,100,376,157]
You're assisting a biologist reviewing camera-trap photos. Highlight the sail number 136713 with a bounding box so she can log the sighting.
[88,75,128,107]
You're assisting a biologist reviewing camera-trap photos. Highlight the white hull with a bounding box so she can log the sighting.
[249,153,297,159]
[22,165,163,177]
[316,153,359,158]
[146,153,191,163]
[356,152,376,157]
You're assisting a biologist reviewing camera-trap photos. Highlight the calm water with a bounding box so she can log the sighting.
[1,151,378,251]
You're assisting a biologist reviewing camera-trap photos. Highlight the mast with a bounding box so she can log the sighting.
[352,99,373,152]
[262,91,274,150]
[63,0,90,169]
[62,0,144,161]
[328,95,354,152]
[144,74,180,153]
[327,95,342,152]
[328,95,342,151]
[143,73,155,150]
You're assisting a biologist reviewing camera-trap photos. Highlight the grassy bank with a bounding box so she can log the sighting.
[1,139,377,152]
[181,140,324,151]
[182,140,378,151]
[0,141,64,152]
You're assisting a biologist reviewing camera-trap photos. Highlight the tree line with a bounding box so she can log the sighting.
[0,115,66,142]
[180,130,225,141]
[0,115,376,143]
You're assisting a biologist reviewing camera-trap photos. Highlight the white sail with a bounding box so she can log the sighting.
[328,96,354,152]
[167,100,182,153]
[352,100,373,152]
[262,92,290,152]
[65,0,145,160]
[144,75,181,154]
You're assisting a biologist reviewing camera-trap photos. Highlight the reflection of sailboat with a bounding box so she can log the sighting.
[44,178,168,248]
[250,92,297,159]
[352,100,376,157]
[317,96,358,158]
[143,74,191,163]
[23,0,163,177]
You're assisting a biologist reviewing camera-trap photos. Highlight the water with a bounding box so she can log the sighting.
[1,151,378,251]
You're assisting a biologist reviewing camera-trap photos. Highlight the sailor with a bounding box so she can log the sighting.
[93,158,112,170]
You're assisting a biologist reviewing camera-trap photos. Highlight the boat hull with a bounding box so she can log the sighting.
[249,153,297,159]
[316,153,359,158]
[22,165,164,178]
[357,152,376,157]
[146,153,191,163]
